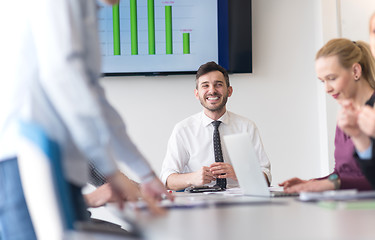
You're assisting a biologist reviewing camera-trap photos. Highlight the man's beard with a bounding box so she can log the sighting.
[199,94,228,112]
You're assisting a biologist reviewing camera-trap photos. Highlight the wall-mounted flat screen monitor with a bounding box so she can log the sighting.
[98,0,252,75]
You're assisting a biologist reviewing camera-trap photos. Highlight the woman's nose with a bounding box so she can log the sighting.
[324,82,333,93]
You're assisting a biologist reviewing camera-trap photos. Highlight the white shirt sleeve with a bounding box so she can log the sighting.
[160,125,190,185]
[28,0,152,178]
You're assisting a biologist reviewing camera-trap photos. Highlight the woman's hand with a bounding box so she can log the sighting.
[279,177,308,189]
[337,100,361,137]
[358,105,375,138]
[282,179,335,193]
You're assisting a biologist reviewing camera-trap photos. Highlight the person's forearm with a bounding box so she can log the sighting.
[166,173,195,191]
[83,185,109,208]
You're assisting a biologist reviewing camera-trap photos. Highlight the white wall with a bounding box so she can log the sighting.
[317,0,341,176]
[340,0,375,41]
[101,0,335,185]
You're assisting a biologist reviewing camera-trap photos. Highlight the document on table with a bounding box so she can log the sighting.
[299,190,375,202]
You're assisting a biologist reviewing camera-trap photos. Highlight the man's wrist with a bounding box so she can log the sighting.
[107,170,122,185]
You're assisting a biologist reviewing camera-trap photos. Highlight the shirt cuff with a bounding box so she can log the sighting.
[160,169,178,186]
[356,141,373,160]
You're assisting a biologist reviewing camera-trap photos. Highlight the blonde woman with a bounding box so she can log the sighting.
[337,14,375,189]
[280,39,375,193]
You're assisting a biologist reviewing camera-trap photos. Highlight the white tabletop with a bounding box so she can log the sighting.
[114,192,375,240]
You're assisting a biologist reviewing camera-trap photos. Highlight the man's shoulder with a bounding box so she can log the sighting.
[174,112,202,130]
[227,111,256,126]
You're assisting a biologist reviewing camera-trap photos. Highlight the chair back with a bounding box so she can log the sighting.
[18,121,76,240]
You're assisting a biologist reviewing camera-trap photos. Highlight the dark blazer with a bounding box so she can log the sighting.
[354,93,375,189]
[355,140,375,189]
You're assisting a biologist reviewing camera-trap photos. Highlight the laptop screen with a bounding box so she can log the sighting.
[223,133,270,197]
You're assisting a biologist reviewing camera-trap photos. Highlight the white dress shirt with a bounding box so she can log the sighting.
[160,111,271,188]
[0,0,153,186]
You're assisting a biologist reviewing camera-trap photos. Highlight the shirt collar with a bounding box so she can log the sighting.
[201,111,229,127]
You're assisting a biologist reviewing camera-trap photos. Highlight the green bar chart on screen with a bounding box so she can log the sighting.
[183,32,190,54]
[130,0,138,55]
[165,5,173,54]
[112,4,120,55]
[148,0,155,55]
[99,0,219,74]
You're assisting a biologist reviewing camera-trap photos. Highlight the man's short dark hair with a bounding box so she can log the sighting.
[195,61,230,89]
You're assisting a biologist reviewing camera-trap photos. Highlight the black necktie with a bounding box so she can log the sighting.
[212,121,227,189]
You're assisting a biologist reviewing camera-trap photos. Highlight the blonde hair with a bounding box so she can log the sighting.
[316,38,375,89]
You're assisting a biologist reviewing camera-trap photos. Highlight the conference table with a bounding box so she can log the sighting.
[107,191,375,240]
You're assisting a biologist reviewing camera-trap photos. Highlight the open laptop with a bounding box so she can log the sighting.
[223,133,298,198]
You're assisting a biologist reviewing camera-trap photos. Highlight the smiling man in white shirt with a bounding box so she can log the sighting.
[160,61,271,191]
